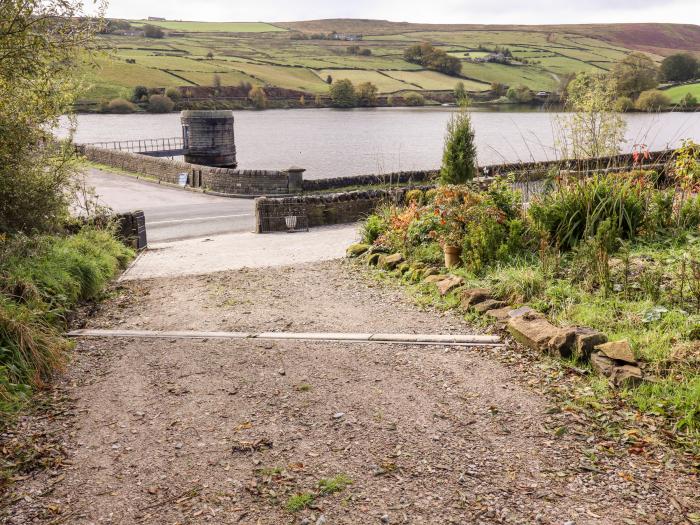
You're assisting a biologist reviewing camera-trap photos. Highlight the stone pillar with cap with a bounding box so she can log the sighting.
[286,166,305,193]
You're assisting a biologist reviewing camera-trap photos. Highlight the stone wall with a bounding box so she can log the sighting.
[301,171,438,192]
[255,187,434,233]
[79,145,291,196]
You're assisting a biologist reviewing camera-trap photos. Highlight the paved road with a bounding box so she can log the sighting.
[87,168,255,243]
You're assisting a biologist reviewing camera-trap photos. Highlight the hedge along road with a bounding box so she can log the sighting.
[87,167,255,243]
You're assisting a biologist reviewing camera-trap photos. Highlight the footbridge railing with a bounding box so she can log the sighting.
[84,137,184,157]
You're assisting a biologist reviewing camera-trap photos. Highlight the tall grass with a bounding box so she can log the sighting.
[0,228,133,417]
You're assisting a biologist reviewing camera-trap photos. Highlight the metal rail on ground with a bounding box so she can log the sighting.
[67,329,503,347]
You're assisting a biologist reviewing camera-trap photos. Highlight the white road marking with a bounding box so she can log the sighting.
[148,213,252,225]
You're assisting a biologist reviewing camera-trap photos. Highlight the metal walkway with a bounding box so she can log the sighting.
[84,137,184,157]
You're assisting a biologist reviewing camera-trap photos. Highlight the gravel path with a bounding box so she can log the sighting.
[4,261,699,524]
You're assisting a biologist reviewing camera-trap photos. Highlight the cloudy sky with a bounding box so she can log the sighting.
[102,0,700,25]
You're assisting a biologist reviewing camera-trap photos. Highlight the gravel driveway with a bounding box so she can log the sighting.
[4,261,699,524]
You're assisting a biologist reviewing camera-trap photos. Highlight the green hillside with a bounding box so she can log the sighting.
[81,19,700,102]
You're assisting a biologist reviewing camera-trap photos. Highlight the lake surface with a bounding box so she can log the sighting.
[58,108,700,179]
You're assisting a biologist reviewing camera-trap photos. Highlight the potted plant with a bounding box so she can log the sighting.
[430,186,482,268]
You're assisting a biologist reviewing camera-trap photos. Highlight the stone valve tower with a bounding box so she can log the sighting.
[180,110,237,168]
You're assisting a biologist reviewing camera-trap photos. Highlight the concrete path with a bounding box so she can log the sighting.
[87,168,254,242]
[122,224,359,279]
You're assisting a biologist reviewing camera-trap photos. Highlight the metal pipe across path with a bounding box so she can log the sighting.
[66,329,502,346]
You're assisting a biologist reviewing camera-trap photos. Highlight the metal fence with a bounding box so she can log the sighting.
[85,137,184,157]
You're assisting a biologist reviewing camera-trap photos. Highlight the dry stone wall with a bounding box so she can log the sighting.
[79,145,291,196]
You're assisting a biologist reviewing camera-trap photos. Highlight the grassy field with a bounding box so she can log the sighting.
[663,82,700,103]
[81,19,700,102]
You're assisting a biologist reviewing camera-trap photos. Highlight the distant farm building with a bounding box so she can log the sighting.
[148,16,166,21]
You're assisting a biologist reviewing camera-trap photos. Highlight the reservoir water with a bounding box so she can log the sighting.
[59,108,700,179]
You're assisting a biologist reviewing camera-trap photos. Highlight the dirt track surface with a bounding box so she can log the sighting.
[4,261,699,524]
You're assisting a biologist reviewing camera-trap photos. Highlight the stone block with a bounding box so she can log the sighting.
[548,328,577,358]
[424,274,445,283]
[460,288,492,309]
[379,253,404,270]
[473,299,508,314]
[595,340,635,364]
[346,243,370,257]
[437,276,464,296]
[507,313,560,352]
[574,327,608,360]
[590,351,615,377]
[611,364,644,387]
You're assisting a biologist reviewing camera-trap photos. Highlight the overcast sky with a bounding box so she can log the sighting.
[102,0,700,25]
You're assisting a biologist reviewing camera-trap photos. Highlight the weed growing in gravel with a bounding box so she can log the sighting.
[295,383,312,392]
[317,474,352,495]
[286,492,315,512]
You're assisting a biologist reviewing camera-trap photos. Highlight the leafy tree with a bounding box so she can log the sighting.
[326,74,333,84]
[0,0,102,233]
[143,24,164,38]
[556,72,625,160]
[165,87,180,102]
[329,79,356,108]
[454,81,467,103]
[147,94,175,113]
[212,74,222,89]
[635,89,670,112]
[613,96,634,112]
[132,85,149,102]
[403,92,425,106]
[440,106,478,184]
[299,95,306,106]
[506,85,533,103]
[660,53,699,82]
[680,92,698,108]
[403,43,461,76]
[206,50,214,59]
[386,95,394,106]
[612,52,659,98]
[248,86,268,109]
[314,94,322,106]
[490,82,507,97]
[356,82,378,107]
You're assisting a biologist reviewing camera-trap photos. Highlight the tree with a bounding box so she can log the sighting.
[506,85,533,103]
[490,82,507,97]
[660,53,699,82]
[212,74,222,90]
[314,94,322,106]
[248,86,268,109]
[680,92,698,108]
[612,52,658,98]
[556,72,626,160]
[143,24,165,39]
[147,94,175,113]
[454,81,467,103]
[403,43,461,76]
[403,92,425,106]
[299,95,306,106]
[0,0,103,233]
[165,87,180,102]
[356,82,378,107]
[326,74,333,84]
[329,79,356,108]
[440,106,478,184]
[132,85,149,102]
[206,51,214,60]
[635,89,670,112]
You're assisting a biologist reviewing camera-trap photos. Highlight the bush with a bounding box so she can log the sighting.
[329,79,356,108]
[680,92,698,108]
[361,214,387,244]
[164,87,180,102]
[403,92,425,106]
[660,53,699,82]
[356,82,378,107]
[403,43,461,76]
[106,98,137,114]
[506,85,533,103]
[405,189,424,205]
[248,86,268,109]
[147,94,175,113]
[635,90,671,112]
[614,96,634,112]
[131,85,148,102]
[440,108,477,184]
[143,24,164,38]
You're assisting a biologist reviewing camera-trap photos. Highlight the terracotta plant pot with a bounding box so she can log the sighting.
[443,245,462,268]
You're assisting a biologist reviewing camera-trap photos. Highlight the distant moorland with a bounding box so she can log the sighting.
[81,18,700,109]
